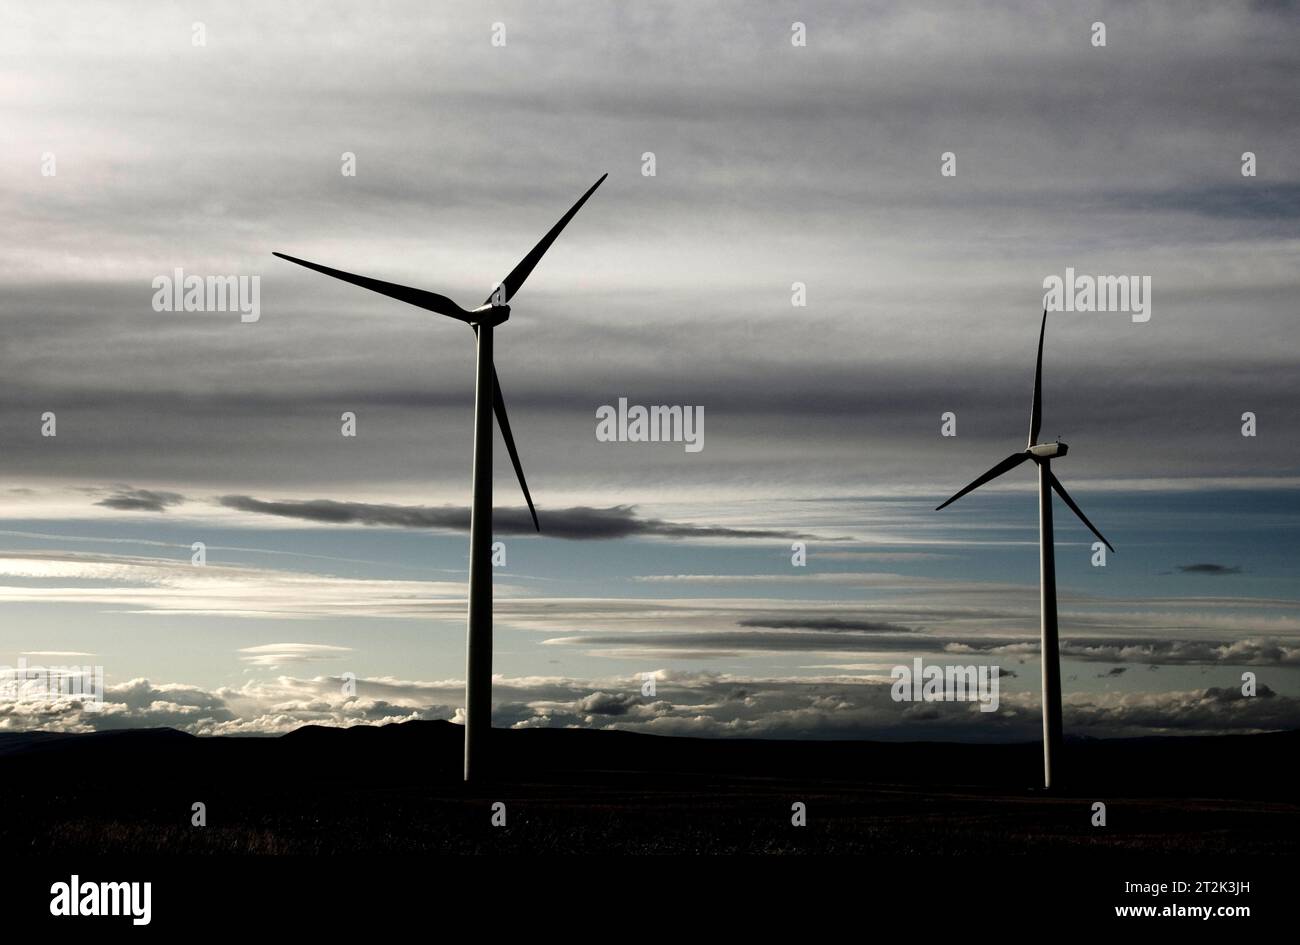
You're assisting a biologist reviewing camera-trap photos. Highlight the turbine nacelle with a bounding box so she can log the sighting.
[1028,441,1068,460]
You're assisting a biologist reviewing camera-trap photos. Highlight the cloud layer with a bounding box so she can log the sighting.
[2,1,1297,499]
[1,670,1293,741]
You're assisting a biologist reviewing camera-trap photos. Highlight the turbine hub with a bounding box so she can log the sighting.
[1028,441,1068,459]
[468,303,510,326]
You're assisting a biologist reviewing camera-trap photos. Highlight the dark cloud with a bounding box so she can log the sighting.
[546,629,1300,668]
[1108,183,1300,223]
[547,629,945,656]
[1061,639,1296,666]
[574,691,637,717]
[95,488,187,512]
[1178,563,1244,575]
[217,495,815,541]
[737,617,917,633]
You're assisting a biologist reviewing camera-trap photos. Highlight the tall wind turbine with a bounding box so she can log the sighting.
[935,310,1114,790]
[274,173,607,782]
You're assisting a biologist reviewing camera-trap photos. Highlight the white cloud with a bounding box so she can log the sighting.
[237,643,354,666]
[0,550,471,619]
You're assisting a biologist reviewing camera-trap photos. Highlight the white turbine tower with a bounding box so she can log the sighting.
[275,174,607,782]
[936,310,1114,790]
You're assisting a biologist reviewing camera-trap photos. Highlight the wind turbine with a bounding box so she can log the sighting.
[274,173,607,782]
[935,310,1114,790]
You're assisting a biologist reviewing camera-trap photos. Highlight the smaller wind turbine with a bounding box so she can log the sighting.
[935,310,1114,790]
[275,174,607,782]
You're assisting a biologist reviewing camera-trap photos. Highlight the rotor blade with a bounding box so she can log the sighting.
[935,452,1030,511]
[273,252,474,323]
[1029,308,1047,446]
[486,173,608,306]
[492,365,539,532]
[1048,471,1114,552]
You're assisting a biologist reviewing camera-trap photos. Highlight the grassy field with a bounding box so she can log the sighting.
[2,722,1295,854]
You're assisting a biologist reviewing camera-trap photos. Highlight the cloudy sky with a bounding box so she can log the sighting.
[1,1,1297,739]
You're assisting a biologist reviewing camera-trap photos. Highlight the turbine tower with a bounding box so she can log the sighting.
[274,173,607,782]
[935,310,1114,790]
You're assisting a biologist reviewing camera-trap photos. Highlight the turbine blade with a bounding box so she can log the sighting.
[492,365,539,532]
[273,252,474,323]
[486,173,607,306]
[935,452,1030,511]
[1029,309,1046,446]
[1049,471,1114,552]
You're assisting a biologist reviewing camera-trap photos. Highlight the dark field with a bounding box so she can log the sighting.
[1,722,1295,854]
